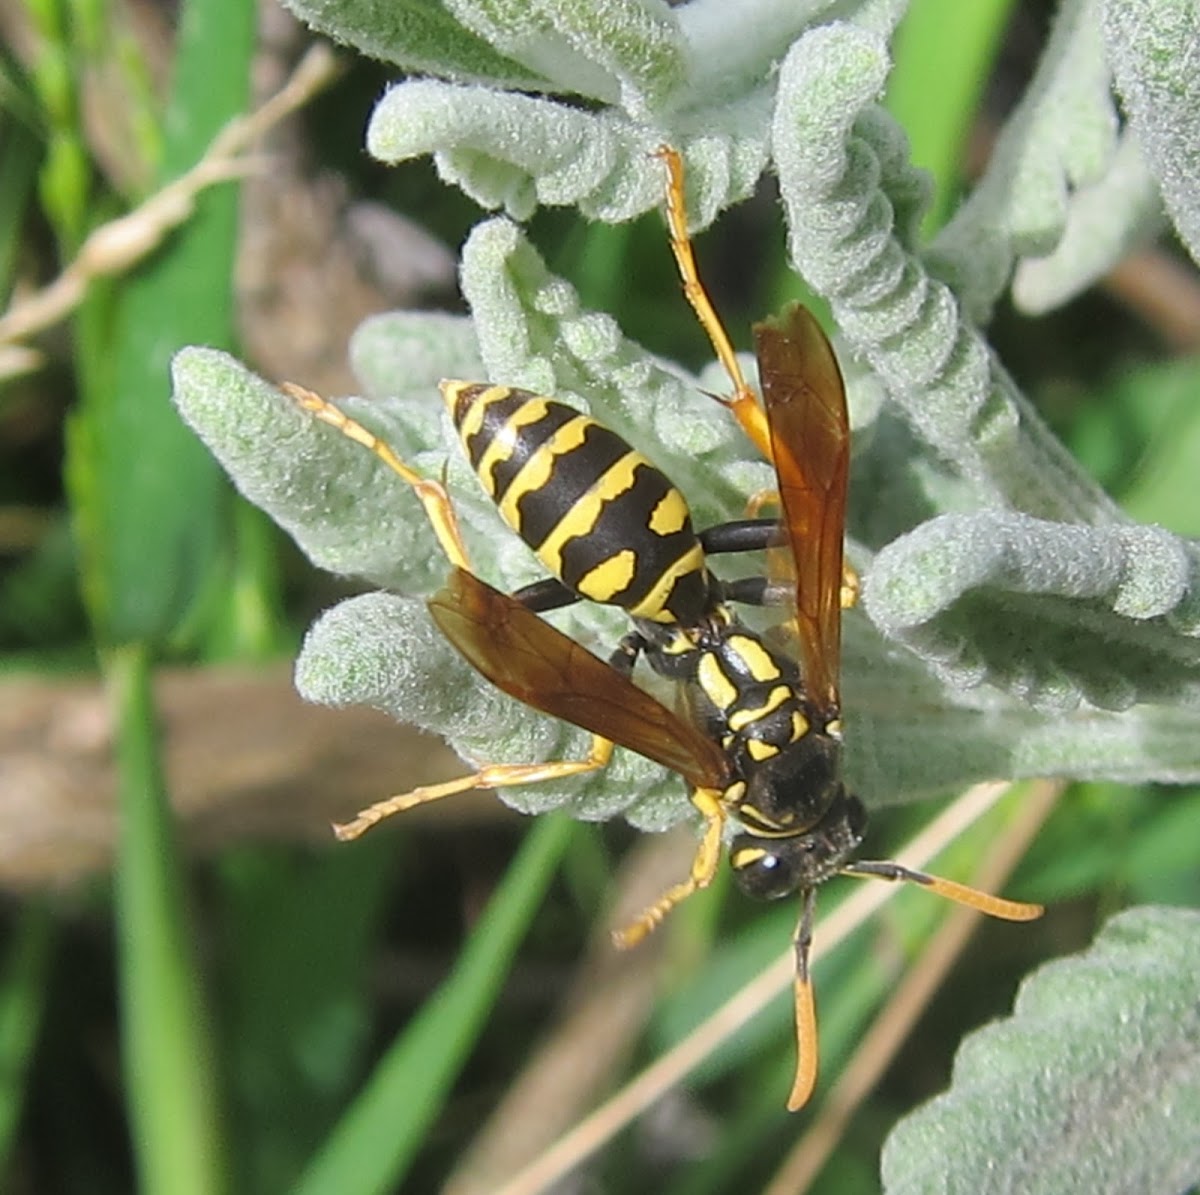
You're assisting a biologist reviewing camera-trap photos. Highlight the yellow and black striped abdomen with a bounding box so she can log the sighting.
[440,381,709,624]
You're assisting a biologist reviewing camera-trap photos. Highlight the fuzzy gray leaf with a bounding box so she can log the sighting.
[676,0,840,104]
[281,0,545,89]
[882,906,1200,1195]
[366,79,768,224]
[772,23,1121,525]
[931,0,1121,320]
[863,511,1200,711]
[170,338,474,594]
[1012,132,1165,314]
[349,311,484,402]
[1104,0,1200,268]
[443,0,687,113]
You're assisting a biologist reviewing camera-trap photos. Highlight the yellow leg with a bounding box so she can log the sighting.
[334,734,616,840]
[839,564,860,610]
[743,487,779,519]
[660,147,860,611]
[281,382,471,571]
[284,382,622,838]
[657,146,772,461]
[612,786,727,948]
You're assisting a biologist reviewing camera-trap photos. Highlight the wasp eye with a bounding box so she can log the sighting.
[730,837,807,901]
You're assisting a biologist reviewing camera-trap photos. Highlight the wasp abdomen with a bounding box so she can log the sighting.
[441,381,710,624]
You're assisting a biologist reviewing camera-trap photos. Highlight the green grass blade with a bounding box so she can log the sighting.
[1117,360,1200,535]
[293,814,576,1195]
[0,114,42,301]
[0,904,55,1177]
[71,0,256,646]
[217,840,398,1194]
[109,642,227,1195]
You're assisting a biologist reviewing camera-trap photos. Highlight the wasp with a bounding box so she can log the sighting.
[284,147,1042,1111]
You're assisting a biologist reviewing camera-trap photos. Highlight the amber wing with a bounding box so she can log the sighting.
[751,304,850,718]
[429,568,732,791]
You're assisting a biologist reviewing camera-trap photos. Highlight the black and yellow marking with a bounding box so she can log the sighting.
[724,635,782,683]
[693,633,812,770]
[745,738,779,762]
[729,844,771,870]
[727,686,793,733]
[441,380,709,624]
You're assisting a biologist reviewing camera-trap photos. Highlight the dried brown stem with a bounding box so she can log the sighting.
[0,44,342,369]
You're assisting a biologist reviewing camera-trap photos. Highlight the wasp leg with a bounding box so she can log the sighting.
[281,382,471,572]
[657,145,771,460]
[285,383,627,839]
[662,144,858,620]
[699,518,777,556]
[721,576,789,607]
[839,564,860,610]
[840,860,1043,921]
[742,487,779,519]
[612,786,727,948]
[333,734,616,840]
[735,566,855,612]
[607,629,647,677]
[714,493,858,610]
[511,575,579,613]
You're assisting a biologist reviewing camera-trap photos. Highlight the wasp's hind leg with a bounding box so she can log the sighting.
[284,382,623,838]
[333,735,617,840]
[283,382,472,571]
[722,487,859,610]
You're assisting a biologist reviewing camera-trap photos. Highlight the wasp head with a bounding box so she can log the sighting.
[730,785,867,901]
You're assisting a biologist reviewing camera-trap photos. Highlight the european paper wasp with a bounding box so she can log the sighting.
[285,147,1041,1110]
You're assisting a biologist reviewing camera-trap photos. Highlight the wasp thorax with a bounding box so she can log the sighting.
[741,729,843,830]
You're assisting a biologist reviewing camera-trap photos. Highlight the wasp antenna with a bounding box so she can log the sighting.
[787,888,820,1112]
[841,860,1043,922]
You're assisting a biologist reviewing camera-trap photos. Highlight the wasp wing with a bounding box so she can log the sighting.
[752,304,850,718]
[429,568,731,791]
